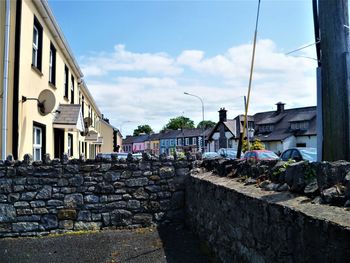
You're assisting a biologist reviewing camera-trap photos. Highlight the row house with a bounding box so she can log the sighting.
[207,103,317,154]
[122,129,209,156]
[0,0,116,160]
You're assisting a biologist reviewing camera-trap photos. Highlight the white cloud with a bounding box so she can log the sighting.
[82,40,317,136]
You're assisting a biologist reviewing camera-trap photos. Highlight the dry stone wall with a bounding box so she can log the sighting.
[0,156,191,237]
[187,172,350,263]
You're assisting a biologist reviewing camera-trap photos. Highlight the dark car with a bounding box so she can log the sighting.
[217,148,237,160]
[96,152,128,160]
[280,148,317,162]
[243,150,279,161]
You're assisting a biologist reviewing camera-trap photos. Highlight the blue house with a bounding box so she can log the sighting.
[159,130,181,155]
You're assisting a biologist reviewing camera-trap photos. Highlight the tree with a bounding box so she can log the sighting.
[162,116,195,131]
[242,138,265,152]
[133,125,153,136]
[197,120,216,129]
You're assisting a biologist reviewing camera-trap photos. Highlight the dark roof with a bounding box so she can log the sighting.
[254,106,316,142]
[53,104,81,125]
[133,134,149,143]
[123,136,138,144]
[148,133,161,140]
[158,130,182,140]
[176,128,203,138]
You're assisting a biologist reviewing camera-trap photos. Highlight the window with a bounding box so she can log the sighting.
[32,17,43,70]
[177,138,182,146]
[71,76,75,104]
[64,66,69,98]
[33,126,42,161]
[170,140,174,146]
[291,121,309,131]
[82,96,85,118]
[259,124,273,133]
[193,138,197,145]
[49,43,56,85]
[68,134,73,157]
[185,138,189,146]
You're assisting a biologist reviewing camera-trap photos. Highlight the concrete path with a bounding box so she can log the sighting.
[0,226,211,263]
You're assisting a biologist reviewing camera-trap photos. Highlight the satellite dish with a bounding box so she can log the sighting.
[37,89,56,116]
[84,117,92,128]
[80,128,88,137]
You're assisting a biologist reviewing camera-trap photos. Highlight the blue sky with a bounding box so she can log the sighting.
[49,0,317,136]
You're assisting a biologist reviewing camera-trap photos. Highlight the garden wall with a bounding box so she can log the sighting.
[0,155,191,237]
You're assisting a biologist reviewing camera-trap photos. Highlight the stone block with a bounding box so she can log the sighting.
[12,222,39,232]
[0,204,16,222]
[0,179,12,194]
[133,188,149,200]
[77,210,91,221]
[59,220,74,230]
[84,195,99,203]
[58,209,77,220]
[47,200,64,207]
[127,200,141,210]
[103,171,120,182]
[41,214,58,230]
[159,167,175,179]
[64,193,83,208]
[36,186,52,200]
[8,193,20,202]
[132,213,153,225]
[125,178,148,187]
[33,208,48,214]
[69,175,83,187]
[110,209,132,226]
[74,221,101,231]
[14,201,30,208]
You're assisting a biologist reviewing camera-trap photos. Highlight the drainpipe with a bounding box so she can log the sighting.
[2,0,11,160]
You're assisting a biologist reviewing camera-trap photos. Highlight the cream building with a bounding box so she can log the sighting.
[0,0,116,160]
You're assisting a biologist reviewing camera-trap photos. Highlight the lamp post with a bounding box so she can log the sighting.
[184,92,205,153]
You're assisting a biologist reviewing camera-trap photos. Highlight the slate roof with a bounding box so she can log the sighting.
[123,136,138,145]
[133,134,150,143]
[254,106,316,142]
[53,104,81,125]
[158,130,182,140]
[178,128,203,138]
[148,133,161,141]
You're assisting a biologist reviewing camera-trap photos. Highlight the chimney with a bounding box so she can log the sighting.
[276,102,285,114]
[219,108,227,122]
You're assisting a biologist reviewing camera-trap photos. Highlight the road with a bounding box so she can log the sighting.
[0,226,212,263]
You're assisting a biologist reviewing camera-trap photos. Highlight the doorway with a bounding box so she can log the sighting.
[54,128,64,159]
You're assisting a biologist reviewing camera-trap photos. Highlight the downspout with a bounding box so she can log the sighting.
[2,0,11,159]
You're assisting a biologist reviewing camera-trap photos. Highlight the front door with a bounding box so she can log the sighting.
[54,128,64,159]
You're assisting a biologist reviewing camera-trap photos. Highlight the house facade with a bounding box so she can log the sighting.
[0,0,115,160]
[159,130,181,155]
[254,103,317,154]
[176,128,203,153]
[208,103,317,154]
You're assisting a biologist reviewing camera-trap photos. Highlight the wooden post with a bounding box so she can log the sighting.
[318,0,350,161]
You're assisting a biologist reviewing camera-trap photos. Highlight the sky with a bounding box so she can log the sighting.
[49,0,317,136]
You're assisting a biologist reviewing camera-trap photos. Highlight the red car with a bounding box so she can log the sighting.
[243,150,279,161]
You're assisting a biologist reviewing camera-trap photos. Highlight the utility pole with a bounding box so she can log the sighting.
[318,0,350,161]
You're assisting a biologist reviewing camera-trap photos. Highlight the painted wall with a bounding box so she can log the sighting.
[99,120,114,153]
[133,142,145,153]
[0,0,106,160]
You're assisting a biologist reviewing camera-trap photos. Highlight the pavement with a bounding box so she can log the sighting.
[0,226,212,263]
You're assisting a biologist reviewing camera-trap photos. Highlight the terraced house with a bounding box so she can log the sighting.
[0,0,116,160]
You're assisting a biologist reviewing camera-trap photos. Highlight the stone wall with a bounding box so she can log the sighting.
[0,156,191,237]
[186,172,350,263]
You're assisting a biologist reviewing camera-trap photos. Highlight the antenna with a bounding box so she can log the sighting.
[22,89,56,116]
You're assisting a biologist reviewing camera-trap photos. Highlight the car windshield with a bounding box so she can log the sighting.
[226,150,237,158]
[257,151,279,159]
[299,148,317,162]
[117,153,128,159]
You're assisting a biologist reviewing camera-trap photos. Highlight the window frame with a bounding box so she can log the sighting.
[64,65,69,98]
[32,16,43,71]
[49,43,56,85]
[68,133,73,157]
[70,76,75,104]
[33,126,42,161]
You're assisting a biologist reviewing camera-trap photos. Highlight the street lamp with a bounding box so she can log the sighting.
[184,92,205,153]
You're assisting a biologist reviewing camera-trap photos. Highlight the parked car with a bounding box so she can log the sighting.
[202,152,220,160]
[280,148,317,162]
[132,153,142,160]
[96,152,128,160]
[243,150,279,161]
[217,148,237,160]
